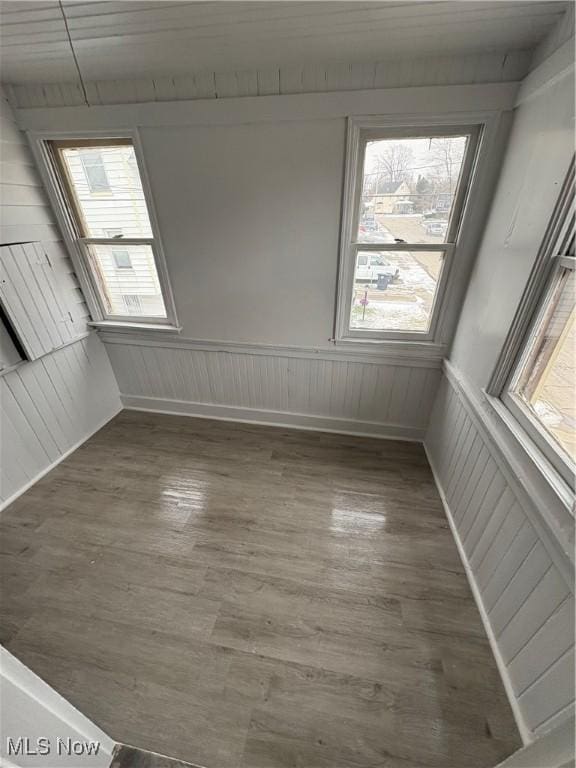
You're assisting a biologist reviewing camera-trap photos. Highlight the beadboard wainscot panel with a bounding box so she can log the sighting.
[0,333,121,508]
[0,89,121,510]
[4,49,533,109]
[102,335,442,440]
[425,363,575,744]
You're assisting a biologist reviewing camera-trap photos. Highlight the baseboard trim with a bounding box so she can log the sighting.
[423,442,532,747]
[121,395,425,442]
[0,404,122,513]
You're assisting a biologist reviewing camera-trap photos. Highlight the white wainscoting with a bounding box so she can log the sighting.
[425,366,575,743]
[103,337,442,441]
[0,333,121,509]
[0,89,122,511]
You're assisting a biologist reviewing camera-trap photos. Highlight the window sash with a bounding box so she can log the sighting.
[47,137,176,326]
[352,126,478,248]
[343,243,452,340]
[337,122,481,342]
[502,255,575,488]
[79,239,170,323]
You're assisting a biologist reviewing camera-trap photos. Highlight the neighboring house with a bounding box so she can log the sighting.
[372,180,412,213]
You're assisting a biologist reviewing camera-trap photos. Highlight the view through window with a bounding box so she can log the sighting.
[511,263,575,466]
[347,130,473,335]
[52,139,168,321]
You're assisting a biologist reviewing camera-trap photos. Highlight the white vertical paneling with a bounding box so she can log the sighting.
[518,649,575,733]
[0,335,121,507]
[508,598,575,695]
[104,339,441,440]
[425,371,575,740]
[0,90,121,510]
[0,243,69,358]
[4,47,536,110]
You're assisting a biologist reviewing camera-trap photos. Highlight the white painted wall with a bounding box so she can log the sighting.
[0,91,121,508]
[18,82,516,436]
[426,26,575,747]
[141,119,343,346]
[449,74,574,392]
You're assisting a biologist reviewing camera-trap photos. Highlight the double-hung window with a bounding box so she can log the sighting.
[490,160,575,490]
[336,121,480,342]
[46,137,177,328]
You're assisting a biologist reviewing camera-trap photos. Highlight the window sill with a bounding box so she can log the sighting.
[333,337,446,359]
[88,321,182,334]
[482,391,574,514]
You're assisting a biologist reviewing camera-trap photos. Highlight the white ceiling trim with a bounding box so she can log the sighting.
[0,0,568,85]
[4,49,532,110]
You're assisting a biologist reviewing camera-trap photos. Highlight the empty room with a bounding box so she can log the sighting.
[0,2,574,767]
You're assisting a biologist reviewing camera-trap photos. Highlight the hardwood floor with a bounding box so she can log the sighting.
[1,411,521,767]
[111,744,203,768]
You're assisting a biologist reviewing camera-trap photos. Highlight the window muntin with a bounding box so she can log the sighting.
[339,123,480,341]
[50,138,170,324]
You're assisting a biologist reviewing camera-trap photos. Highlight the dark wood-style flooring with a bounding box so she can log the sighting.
[1,411,521,767]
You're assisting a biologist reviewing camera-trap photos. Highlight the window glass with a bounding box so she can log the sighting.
[357,135,468,244]
[87,243,166,318]
[112,248,132,269]
[59,144,152,237]
[350,249,443,332]
[512,267,575,463]
[79,150,111,194]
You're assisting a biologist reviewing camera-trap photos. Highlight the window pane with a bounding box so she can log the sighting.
[87,243,166,318]
[59,144,152,237]
[79,151,110,193]
[514,267,575,463]
[349,249,443,332]
[357,135,468,244]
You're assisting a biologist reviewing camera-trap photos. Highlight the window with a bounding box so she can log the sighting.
[47,137,177,326]
[112,249,132,269]
[337,121,480,341]
[79,150,110,193]
[493,162,575,488]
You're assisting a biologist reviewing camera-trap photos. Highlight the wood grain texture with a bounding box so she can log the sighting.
[111,744,203,768]
[426,372,575,738]
[3,410,520,767]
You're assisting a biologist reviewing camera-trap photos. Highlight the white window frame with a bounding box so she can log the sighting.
[488,159,575,492]
[335,116,482,344]
[28,129,180,331]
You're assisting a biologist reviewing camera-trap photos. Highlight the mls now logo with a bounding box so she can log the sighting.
[7,737,101,757]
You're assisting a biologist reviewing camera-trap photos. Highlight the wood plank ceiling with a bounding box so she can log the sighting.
[0,1,569,85]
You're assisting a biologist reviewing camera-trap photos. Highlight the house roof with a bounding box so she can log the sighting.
[376,181,408,194]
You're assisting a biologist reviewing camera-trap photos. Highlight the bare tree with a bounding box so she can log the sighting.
[429,138,465,194]
[374,143,414,185]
